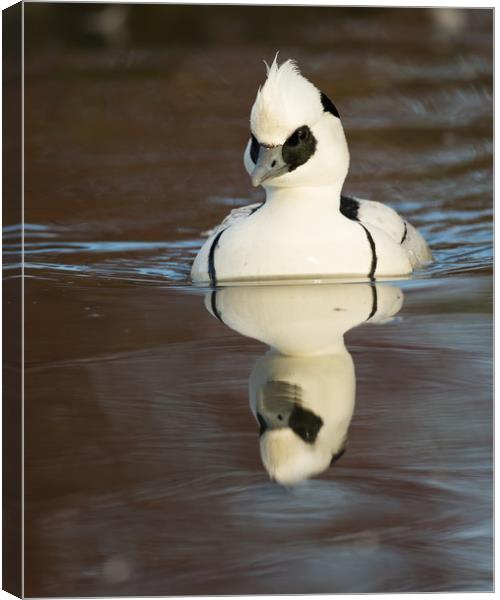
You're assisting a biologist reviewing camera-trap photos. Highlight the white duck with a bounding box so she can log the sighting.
[206,282,404,485]
[191,57,432,285]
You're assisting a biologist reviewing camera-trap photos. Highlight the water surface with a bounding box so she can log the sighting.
[15,5,493,595]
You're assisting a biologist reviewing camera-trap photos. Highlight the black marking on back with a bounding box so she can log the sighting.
[401,222,408,244]
[330,447,346,466]
[250,134,260,164]
[249,202,264,216]
[320,92,340,119]
[360,224,377,281]
[367,284,378,320]
[289,404,323,444]
[340,195,360,221]
[210,290,223,323]
[282,125,317,172]
[208,228,227,286]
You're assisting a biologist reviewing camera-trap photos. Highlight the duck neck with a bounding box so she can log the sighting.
[262,182,344,220]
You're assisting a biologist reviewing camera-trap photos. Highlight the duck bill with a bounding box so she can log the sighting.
[251,146,288,187]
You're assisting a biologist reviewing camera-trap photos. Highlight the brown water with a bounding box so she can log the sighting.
[14,5,493,596]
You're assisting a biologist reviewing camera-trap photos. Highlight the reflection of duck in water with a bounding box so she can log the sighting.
[206,283,403,485]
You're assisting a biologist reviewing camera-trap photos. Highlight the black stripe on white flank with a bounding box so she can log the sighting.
[401,222,408,244]
[338,194,377,280]
[359,224,377,281]
[210,291,223,322]
[208,228,227,286]
[207,203,264,285]
[367,284,378,320]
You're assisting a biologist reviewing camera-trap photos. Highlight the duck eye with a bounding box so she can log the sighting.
[298,127,308,141]
[285,126,309,148]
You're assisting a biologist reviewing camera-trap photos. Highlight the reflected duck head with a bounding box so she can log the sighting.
[250,351,355,485]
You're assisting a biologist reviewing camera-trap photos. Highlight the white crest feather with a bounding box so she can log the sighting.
[250,56,323,146]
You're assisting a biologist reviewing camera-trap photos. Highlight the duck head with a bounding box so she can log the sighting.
[243,56,350,190]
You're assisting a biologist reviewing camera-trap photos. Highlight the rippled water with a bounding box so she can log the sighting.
[12,6,493,596]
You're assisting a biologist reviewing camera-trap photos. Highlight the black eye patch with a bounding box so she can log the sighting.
[288,404,323,444]
[282,125,317,172]
[249,134,260,164]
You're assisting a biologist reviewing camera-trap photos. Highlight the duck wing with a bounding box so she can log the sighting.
[202,202,264,238]
[341,195,433,268]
